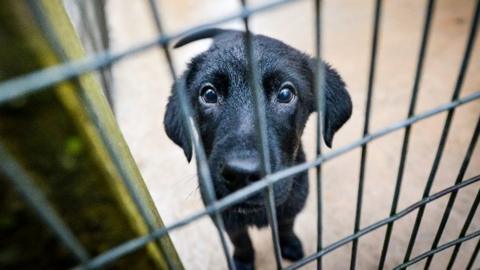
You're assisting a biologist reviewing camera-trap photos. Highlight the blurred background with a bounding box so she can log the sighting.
[1,0,479,269]
[106,0,480,269]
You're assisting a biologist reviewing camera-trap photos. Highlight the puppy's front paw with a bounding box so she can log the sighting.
[280,234,304,261]
[233,258,254,270]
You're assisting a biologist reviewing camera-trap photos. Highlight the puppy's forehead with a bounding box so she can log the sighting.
[210,33,303,65]
[187,34,309,84]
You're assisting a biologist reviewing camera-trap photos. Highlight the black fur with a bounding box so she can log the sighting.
[164,28,352,269]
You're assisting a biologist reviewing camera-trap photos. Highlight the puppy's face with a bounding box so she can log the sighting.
[165,29,352,211]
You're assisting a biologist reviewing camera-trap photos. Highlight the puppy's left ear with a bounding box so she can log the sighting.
[164,81,193,162]
[309,60,352,147]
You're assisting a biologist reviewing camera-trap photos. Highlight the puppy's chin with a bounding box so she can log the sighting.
[232,205,263,215]
[229,194,266,215]
[230,185,293,214]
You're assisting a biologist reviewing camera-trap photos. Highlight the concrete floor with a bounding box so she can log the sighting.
[107,0,480,269]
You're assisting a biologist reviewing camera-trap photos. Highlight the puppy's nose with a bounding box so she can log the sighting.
[221,158,261,192]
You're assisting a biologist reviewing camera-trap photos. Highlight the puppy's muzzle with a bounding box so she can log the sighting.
[221,158,261,193]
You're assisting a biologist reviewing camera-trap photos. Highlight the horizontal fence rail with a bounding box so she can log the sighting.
[424,113,480,268]
[69,87,480,268]
[394,229,480,270]
[72,174,480,269]
[1,0,479,269]
[287,175,480,270]
[0,0,301,104]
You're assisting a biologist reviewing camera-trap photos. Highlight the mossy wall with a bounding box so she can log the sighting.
[0,1,182,269]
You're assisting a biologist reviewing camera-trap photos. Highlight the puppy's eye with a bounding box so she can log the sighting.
[200,84,218,104]
[276,82,296,103]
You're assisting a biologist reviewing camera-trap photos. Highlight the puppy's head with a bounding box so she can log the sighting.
[164,28,352,210]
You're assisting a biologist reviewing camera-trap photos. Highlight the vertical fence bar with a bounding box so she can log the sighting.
[403,0,480,262]
[446,189,480,270]
[63,0,113,107]
[377,0,436,268]
[466,238,480,270]
[0,143,90,263]
[351,0,382,269]
[146,1,236,269]
[78,0,114,108]
[424,114,480,268]
[238,1,283,268]
[313,0,325,269]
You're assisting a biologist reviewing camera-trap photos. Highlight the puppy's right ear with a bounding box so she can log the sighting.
[164,81,193,162]
[173,28,240,48]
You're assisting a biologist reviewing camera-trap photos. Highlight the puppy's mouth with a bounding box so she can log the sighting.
[233,197,264,214]
[213,160,294,211]
[229,186,291,214]
[233,205,263,214]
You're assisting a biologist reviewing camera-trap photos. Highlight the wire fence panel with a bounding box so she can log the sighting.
[403,0,480,262]
[425,113,480,268]
[0,0,479,269]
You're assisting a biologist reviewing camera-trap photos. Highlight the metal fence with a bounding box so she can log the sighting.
[0,0,479,269]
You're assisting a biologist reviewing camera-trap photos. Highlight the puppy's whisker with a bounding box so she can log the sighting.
[185,183,200,200]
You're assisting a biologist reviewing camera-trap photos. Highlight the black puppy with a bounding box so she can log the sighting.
[164,28,352,269]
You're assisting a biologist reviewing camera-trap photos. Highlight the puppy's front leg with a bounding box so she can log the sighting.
[279,218,304,261]
[226,227,255,270]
